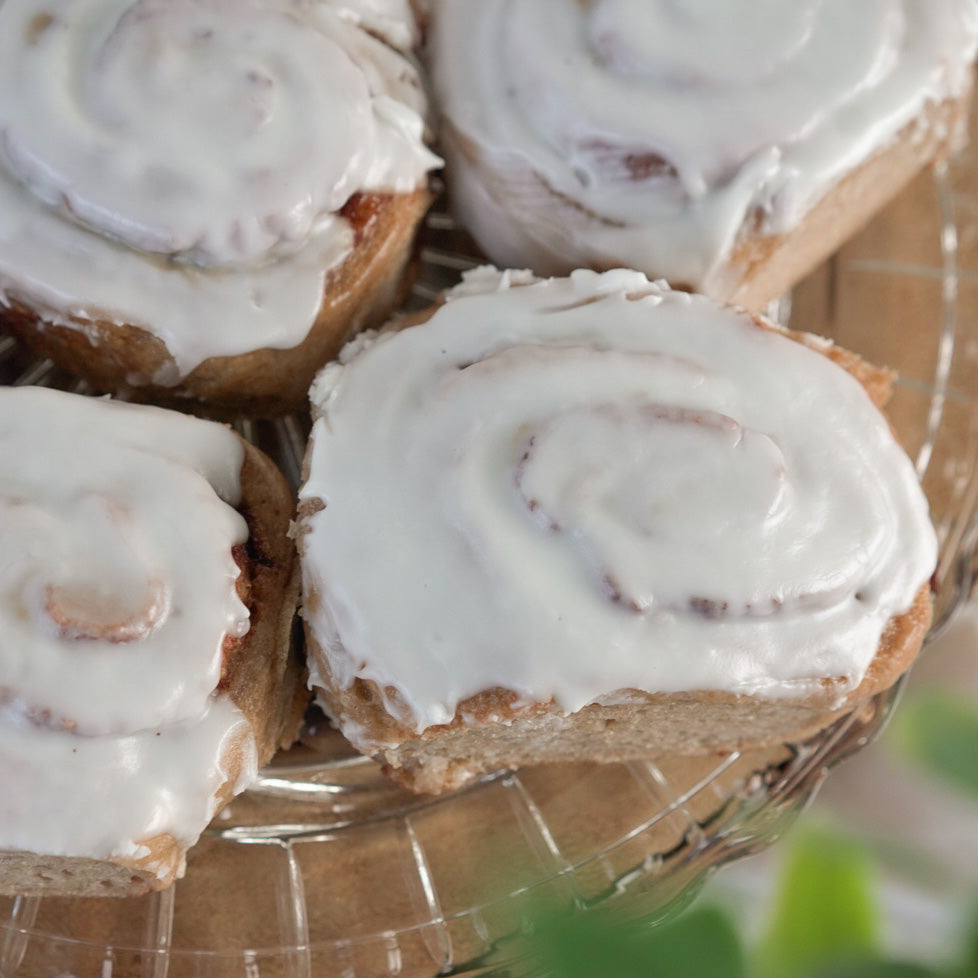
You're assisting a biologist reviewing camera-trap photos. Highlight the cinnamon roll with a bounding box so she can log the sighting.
[297,268,937,794]
[0,388,303,896]
[0,0,441,416]
[428,0,978,310]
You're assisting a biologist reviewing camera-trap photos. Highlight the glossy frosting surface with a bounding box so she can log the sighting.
[301,269,937,743]
[430,0,978,295]
[0,388,256,866]
[0,0,440,377]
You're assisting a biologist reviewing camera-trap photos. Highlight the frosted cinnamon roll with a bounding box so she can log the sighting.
[0,0,441,416]
[297,268,937,794]
[0,388,303,896]
[428,0,978,310]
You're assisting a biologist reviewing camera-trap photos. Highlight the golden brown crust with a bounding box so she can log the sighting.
[437,77,970,311]
[312,587,932,796]
[222,437,307,762]
[727,88,971,311]
[0,844,180,897]
[302,304,934,795]
[0,188,432,418]
[0,433,305,897]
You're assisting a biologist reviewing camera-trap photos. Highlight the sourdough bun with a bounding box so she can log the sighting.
[297,269,937,794]
[0,389,304,896]
[0,0,440,417]
[427,0,977,311]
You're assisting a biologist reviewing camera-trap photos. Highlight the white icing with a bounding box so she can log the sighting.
[300,269,937,739]
[429,0,978,296]
[0,0,440,377]
[326,0,420,50]
[0,174,352,376]
[0,388,258,863]
[0,698,256,867]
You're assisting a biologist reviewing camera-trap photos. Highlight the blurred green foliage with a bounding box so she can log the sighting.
[890,692,978,799]
[527,904,746,978]
[809,960,937,978]
[755,825,879,978]
[521,824,978,978]
[519,684,978,976]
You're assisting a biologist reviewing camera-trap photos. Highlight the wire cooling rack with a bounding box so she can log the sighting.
[4,122,978,977]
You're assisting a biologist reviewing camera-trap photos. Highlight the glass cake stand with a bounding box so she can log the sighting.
[4,119,978,977]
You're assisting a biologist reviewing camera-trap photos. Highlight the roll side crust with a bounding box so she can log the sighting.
[222,437,307,765]
[307,585,930,796]
[0,189,431,418]
[439,86,969,312]
[727,89,971,311]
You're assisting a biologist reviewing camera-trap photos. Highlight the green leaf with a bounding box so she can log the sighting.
[755,824,880,978]
[526,903,746,978]
[890,692,978,799]
[631,905,747,978]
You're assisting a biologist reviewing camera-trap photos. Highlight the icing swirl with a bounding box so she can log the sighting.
[0,388,256,866]
[429,0,978,295]
[301,269,937,740]
[0,0,440,374]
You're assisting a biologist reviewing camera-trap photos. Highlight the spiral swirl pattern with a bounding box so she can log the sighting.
[0,388,256,865]
[0,0,439,374]
[430,0,978,294]
[0,0,407,265]
[301,269,937,736]
[0,388,249,735]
